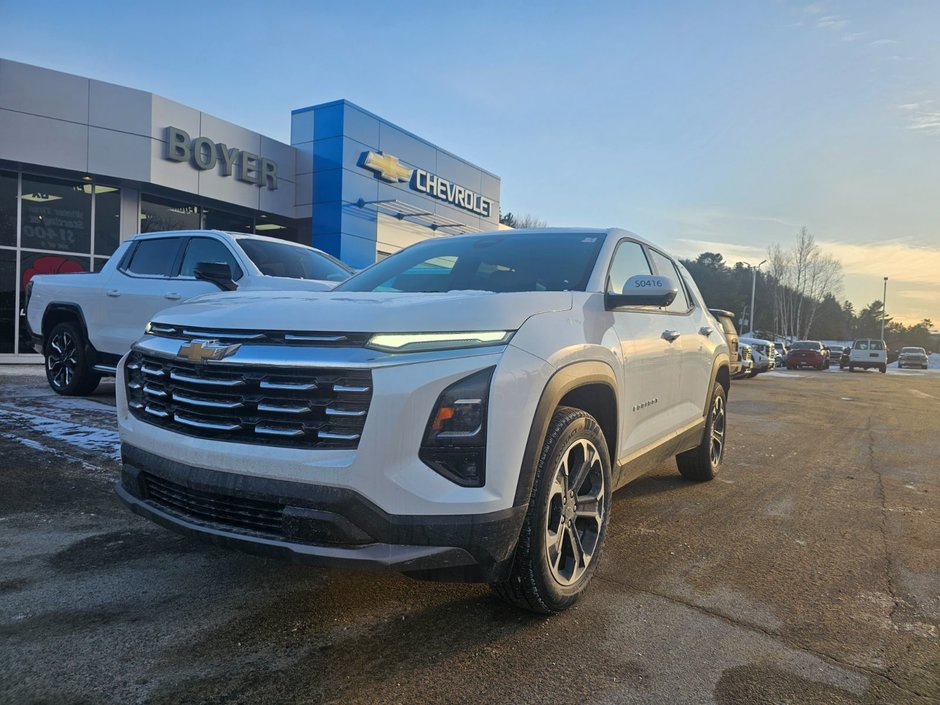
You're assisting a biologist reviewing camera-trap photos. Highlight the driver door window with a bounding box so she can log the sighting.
[179,238,243,279]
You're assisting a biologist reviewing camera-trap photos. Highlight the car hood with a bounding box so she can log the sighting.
[152,290,573,333]
[247,276,338,291]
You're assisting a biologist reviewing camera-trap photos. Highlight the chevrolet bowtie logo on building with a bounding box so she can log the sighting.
[361,151,414,183]
[177,340,241,363]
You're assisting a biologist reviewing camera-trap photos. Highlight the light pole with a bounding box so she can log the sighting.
[880,276,888,341]
[747,259,767,334]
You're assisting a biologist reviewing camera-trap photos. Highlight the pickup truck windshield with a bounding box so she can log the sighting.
[336,233,605,293]
[790,341,820,350]
[239,239,353,282]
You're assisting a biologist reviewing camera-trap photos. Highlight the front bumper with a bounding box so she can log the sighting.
[117,444,526,582]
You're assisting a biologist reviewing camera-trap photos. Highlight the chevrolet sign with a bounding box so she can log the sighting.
[360,151,493,218]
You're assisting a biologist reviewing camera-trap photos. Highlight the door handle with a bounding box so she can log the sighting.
[699,326,714,337]
[164,292,182,301]
[662,330,681,343]
[106,289,121,297]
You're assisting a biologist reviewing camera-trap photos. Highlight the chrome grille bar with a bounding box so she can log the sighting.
[172,392,243,410]
[173,412,241,432]
[170,371,244,387]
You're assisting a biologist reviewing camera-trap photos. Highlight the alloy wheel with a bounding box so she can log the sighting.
[544,438,606,587]
[709,394,726,466]
[47,330,78,389]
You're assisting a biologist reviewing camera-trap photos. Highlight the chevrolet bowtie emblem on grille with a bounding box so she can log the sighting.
[177,339,241,363]
[361,151,413,183]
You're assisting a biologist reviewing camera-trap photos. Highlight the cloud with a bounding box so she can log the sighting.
[899,102,940,135]
[818,239,940,286]
[816,15,848,30]
[841,31,868,42]
[670,238,768,264]
[869,38,899,46]
[803,2,827,15]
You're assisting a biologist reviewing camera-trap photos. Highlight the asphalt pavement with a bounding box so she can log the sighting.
[0,366,937,704]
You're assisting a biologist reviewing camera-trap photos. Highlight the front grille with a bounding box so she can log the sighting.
[147,324,371,348]
[142,473,284,538]
[125,352,372,448]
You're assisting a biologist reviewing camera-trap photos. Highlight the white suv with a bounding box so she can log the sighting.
[115,228,731,613]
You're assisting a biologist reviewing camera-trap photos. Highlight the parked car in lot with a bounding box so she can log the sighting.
[25,230,354,395]
[774,341,788,359]
[740,336,775,373]
[709,309,742,379]
[848,338,887,373]
[897,346,929,369]
[736,343,754,379]
[115,228,732,613]
[785,340,830,370]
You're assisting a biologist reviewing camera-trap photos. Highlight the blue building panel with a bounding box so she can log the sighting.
[290,99,500,264]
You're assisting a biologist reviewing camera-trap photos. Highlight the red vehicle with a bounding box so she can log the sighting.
[785,340,830,370]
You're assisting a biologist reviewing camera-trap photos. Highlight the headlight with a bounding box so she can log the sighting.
[366,331,513,353]
[419,367,495,487]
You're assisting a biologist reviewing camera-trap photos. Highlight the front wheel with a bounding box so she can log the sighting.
[676,382,727,481]
[492,407,611,614]
[880,364,887,374]
[44,321,101,396]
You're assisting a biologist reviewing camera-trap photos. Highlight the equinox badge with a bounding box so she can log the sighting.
[177,340,241,364]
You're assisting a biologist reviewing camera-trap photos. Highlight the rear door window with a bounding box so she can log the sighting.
[647,249,690,313]
[124,238,182,277]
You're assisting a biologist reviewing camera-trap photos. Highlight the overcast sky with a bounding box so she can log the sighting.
[2,0,937,325]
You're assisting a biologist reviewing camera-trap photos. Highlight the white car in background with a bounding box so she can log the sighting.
[740,336,776,374]
[25,230,354,395]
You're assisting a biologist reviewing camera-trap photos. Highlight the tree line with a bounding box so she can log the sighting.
[498,212,935,351]
[680,228,935,350]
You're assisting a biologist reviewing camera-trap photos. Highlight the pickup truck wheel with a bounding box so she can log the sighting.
[675,382,726,481]
[880,364,887,374]
[44,322,100,396]
[492,406,611,614]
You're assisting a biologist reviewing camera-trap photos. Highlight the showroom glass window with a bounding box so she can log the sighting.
[140,194,200,232]
[20,174,91,253]
[94,184,121,256]
[0,170,16,248]
[0,171,16,352]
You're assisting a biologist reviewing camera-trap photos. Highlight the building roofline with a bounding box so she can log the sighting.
[292,99,500,180]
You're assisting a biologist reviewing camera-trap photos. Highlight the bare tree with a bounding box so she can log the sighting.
[514,213,548,229]
[767,227,843,340]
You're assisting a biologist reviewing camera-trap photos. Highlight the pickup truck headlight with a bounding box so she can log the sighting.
[366,331,512,353]
[419,367,495,487]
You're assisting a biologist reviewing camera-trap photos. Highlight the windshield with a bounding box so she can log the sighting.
[239,239,353,282]
[901,347,926,354]
[791,341,820,350]
[854,340,885,351]
[336,232,605,293]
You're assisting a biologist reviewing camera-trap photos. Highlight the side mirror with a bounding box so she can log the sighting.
[194,261,237,291]
[605,275,678,310]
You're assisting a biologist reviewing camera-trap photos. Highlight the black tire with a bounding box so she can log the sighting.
[676,382,727,482]
[492,406,612,614]
[880,364,887,374]
[849,364,855,372]
[44,321,101,396]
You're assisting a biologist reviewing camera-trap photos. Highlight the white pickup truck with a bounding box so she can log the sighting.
[25,230,353,395]
[115,227,731,613]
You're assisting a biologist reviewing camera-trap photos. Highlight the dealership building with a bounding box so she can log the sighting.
[0,59,501,360]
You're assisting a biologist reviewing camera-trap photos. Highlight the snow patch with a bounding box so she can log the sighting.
[0,407,120,460]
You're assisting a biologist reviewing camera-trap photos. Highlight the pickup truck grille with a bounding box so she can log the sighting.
[125,352,372,449]
[147,324,371,347]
